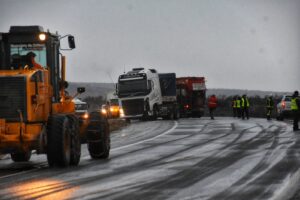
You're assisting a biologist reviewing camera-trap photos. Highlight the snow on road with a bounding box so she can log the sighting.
[0,117,299,200]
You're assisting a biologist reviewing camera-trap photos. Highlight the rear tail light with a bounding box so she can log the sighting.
[184,104,189,109]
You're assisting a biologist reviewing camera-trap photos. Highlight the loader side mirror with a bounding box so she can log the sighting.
[68,36,76,49]
[77,87,85,94]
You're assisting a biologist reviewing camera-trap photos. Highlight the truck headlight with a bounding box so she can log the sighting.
[83,113,89,119]
[120,108,124,117]
[101,108,107,115]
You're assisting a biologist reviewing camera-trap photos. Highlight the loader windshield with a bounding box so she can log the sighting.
[10,43,46,69]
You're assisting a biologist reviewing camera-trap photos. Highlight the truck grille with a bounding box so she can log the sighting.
[122,99,144,116]
[0,76,27,122]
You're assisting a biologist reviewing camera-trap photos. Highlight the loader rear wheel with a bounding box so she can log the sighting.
[68,115,81,166]
[87,112,110,159]
[47,115,71,167]
[11,150,32,162]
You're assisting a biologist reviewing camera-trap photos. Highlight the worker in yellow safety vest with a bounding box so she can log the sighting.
[236,96,241,118]
[291,91,300,131]
[232,96,237,117]
[241,94,250,120]
[266,94,274,120]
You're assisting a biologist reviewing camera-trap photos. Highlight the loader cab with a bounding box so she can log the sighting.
[0,26,75,103]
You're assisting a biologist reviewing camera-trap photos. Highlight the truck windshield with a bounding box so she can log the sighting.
[118,79,149,97]
[10,43,47,69]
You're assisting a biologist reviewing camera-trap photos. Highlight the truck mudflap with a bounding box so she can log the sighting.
[159,103,179,120]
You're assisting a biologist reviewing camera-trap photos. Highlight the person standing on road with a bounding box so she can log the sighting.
[241,94,250,120]
[266,95,274,120]
[291,90,300,131]
[232,96,237,117]
[208,94,217,120]
[236,96,241,118]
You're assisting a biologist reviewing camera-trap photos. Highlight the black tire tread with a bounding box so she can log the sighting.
[87,112,110,159]
[47,115,71,167]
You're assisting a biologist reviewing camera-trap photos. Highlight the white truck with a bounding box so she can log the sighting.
[117,68,179,120]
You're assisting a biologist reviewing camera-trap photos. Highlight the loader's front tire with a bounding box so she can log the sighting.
[68,115,81,166]
[47,115,72,167]
[87,112,110,159]
[11,150,32,162]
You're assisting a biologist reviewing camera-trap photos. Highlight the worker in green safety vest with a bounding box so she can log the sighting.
[241,94,250,120]
[232,96,237,117]
[291,90,300,131]
[266,94,274,120]
[236,96,241,118]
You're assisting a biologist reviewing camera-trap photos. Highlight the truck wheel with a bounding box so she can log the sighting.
[47,115,71,167]
[169,111,175,120]
[11,150,31,162]
[68,115,81,166]
[174,109,180,120]
[152,106,158,120]
[87,112,110,159]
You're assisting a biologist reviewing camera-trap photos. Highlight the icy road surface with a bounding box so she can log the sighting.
[1,117,300,200]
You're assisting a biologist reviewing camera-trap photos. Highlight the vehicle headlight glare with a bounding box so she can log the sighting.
[39,33,46,41]
[83,113,89,119]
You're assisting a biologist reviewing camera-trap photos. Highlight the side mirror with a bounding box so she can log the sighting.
[68,36,76,49]
[77,87,85,94]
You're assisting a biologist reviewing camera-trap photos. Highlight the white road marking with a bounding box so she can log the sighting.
[112,121,178,152]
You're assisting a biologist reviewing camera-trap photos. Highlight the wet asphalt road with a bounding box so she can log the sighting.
[0,117,300,200]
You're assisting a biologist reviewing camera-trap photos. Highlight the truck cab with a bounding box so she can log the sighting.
[117,68,162,119]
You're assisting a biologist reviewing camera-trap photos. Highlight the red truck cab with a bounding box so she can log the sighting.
[176,77,206,117]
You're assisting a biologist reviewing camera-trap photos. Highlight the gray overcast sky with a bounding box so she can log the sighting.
[0,0,299,91]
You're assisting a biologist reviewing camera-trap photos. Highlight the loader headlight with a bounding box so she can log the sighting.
[39,33,46,41]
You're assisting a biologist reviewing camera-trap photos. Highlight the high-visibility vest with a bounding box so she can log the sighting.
[208,96,217,108]
[232,100,236,108]
[245,97,250,107]
[291,98,299,110]
[236,100,241,108]
[241,98,244,107]
[266,98,274,108]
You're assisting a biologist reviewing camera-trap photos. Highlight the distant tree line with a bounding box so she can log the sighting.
[205,95,282,118]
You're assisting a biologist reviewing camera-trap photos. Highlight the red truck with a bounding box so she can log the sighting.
[176,77,206,117]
